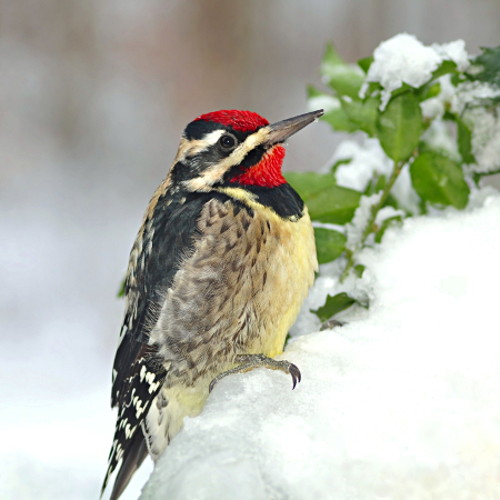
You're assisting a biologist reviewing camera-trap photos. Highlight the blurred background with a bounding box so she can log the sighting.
[1,1,499,498]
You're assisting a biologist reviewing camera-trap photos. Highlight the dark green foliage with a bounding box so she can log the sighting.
[376,93,422,162]
[314,228,347,264]
[410,152,470,209]
[467,46,500,87]
[285,172,362,224]
[311,292,357,322]
[298,41,499,321]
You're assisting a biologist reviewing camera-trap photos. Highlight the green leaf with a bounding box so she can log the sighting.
[330,158,351,176]
[364,174,387,195]
[285,172,336,201]
[456,118,476,163]
[306,86,357,132]
[410,152,470,209]
[362,174,398,209]
[417,82,441,102]
[376,92,423,162]
[430,60,458,80]
[391,82,417,98]
[321,43,364,99]
[363,81,383,96]
[374,215,403,243]
[357,56,374,73]
[467,46,500,87]
[306,186,362,224]
[311,292,356,322]
[322,107,358,132]
[285,172,362,224]
[314,227,347,264]
[340,96,379,136]
[354,264,365,277]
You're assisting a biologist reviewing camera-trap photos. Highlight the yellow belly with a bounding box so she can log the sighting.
[217,186,318,358]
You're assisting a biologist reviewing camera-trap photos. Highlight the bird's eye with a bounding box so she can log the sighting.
[218,134,237,151]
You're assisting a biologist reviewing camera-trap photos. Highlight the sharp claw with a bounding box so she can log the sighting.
[289,363,301,390]
[209,380,215,393]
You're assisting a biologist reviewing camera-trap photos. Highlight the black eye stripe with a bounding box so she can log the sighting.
[184,120,252,142]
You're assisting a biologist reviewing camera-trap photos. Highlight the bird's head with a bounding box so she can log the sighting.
[169,109,324,191]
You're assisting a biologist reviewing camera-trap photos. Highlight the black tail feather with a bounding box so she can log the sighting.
[101,430,148,500]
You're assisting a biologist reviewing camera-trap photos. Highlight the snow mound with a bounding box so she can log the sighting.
[142,192,500,499]
[363,34,469,108]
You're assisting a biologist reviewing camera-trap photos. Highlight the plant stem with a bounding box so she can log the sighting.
[340,159,405,281]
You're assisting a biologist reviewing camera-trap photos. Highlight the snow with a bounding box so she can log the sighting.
[359,34,498,172]
[334,139,392,191]
[451,81,500,172]
[362,34,470,108]
[3,29,499,500]
[431,40,469,71]
[345,192,382,251]
[307,94,341,114]
[333,138,420,213]
[420,120,460,160]
[419,74,456,121]
[142,190,500,499]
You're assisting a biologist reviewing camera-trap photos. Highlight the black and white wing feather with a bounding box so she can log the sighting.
[101,189,214,499]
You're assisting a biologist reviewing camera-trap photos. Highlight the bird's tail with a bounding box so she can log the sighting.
[101,427,148,500]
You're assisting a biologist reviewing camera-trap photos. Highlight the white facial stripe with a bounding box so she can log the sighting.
[201,129,225,146]
[183,126,271,191]
[175,130,225,162]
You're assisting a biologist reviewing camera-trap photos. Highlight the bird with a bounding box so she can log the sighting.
[101,108,323,499]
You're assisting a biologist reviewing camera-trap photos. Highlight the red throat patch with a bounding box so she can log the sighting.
[195,110,269,133]
[230,145,287,188]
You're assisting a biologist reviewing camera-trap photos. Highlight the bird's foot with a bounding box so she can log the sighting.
[209,353,301,392]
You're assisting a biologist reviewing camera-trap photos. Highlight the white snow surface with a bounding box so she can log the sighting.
[333,138,420,213]
[363,34,469,108]
[334,139,392,191]
[142,191,500,499]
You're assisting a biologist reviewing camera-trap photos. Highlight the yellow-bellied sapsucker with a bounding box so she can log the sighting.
[101,109,323,499]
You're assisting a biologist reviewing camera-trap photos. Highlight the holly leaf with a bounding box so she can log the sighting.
[467,46,500,87]
[314,227,346,264]
[307,85,358,132]
[456,118,476,164]
[305,186,362,224]
[322,107,359,132]
[341,96,379,136]
[285,172,335,201]
[286,172,362,224]
[374,215,403,243]
[311,292,356,322]
[357,56,374,74]
[376,92,423,162]
[321,43,364,99]
[410,151,470,208]
[430,60,458,81]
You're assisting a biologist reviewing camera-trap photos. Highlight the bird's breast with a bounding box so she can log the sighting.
[151,191,317,385]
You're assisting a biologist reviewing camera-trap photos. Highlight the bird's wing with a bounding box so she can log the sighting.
[102,190,218,498]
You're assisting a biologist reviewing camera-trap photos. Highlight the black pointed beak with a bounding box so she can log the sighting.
[263,109,324,147]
